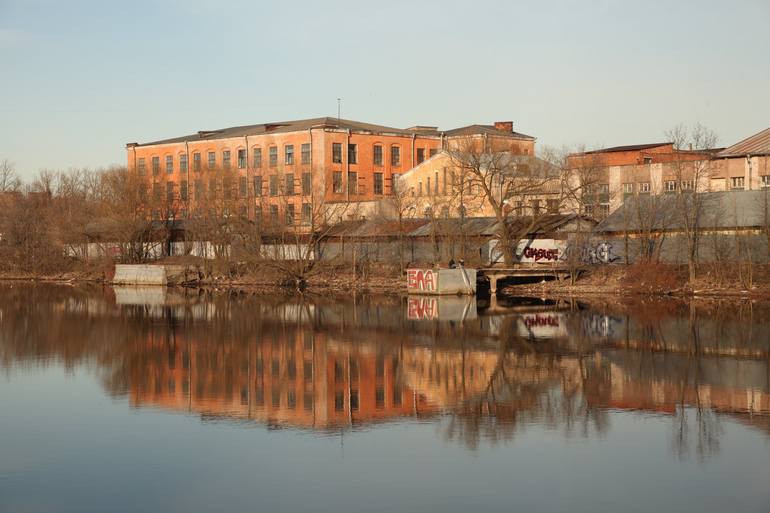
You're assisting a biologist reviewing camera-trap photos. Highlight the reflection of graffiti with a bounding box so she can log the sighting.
[407,297,438,320]
[523,314,560,328]
[584,241,620,264]
[581,314,623,338]
[407,269,436,292]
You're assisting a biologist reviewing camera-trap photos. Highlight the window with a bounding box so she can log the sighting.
[222,150,231,169]
[180,154,188,173]
[426,177,431,194]
[252,148,262,168]
[434,171,439,194]
[285,204,295,225]
[665,180,677,193]
[180,181,188,201]
[348,144,357,164]
[239,176,247,198]
[269,175,278,196]
[332,143,342,164]
[392,173,400,193]
[643,156,653,164]
[623,182,634,195]
[429,148,438,158]
[285,173,295,195]
[194,180,202,200]
[731,176,745,189]
[373,172,383,195]
[416,148,425,164]
[391,145,400,166]
[335,391,344,412]
[373,144,383,166]
[301,143,310,164]
[302,173,311,195]
[441,206,449,218]
[166,155,173,174]
[237,149,246,169]
[137,158,146,176]
[598,184,610,203]
[348,172,357,195]
[584,204,594,215]
[138,183,147,200]
[269,146,277,167]
[223,176,232,199]
[681,179,694,191]
[301,203,312,225]
[208,178,217,199]
[269,204,279,224]
[350,390,359,411]
[152,156,160,175]
[193,152,201,172]
[762,176,770,188]
[253,175,262,197]
[639,182,651,194]
[208,151,216,169]
[418,181,423,196]
[376,388,385,409]
[531,199,541,215]
[285,145,294,165]
[166,181,174,203]
[547,199,559,212]
[333,171,343,193]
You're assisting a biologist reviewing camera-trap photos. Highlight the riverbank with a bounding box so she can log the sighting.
[5,261,770,298]
[503,262,770,298]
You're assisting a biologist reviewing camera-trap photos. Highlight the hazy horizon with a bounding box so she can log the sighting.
[1,0,769,179]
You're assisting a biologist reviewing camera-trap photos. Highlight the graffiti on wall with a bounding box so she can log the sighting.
[407,269,437,292]
[583,241,621,264]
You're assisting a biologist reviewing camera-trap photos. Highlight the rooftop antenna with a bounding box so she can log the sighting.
[337,98,341,122]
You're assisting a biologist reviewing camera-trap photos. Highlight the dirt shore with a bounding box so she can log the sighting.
[4,262,770,299]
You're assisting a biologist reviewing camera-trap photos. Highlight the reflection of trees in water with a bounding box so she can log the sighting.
[440,317,611,450]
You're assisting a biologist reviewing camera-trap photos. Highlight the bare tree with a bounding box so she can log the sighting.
[665,123,718,282]
[445,137,564,265]
[0,159,21,193]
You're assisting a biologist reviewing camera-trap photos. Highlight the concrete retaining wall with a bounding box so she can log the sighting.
[112,265,191,286]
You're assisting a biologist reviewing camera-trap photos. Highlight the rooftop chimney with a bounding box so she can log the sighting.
[494,121,513,132]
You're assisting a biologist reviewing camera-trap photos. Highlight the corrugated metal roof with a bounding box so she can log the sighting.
[596,190,770,233]
[718,127,770,157]
[579,142,672,155]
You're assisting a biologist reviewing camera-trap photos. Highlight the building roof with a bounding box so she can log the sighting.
[134,117,440,147]
[596,190,770,233]
[132,118,535,147]
[407,214,592,238]
[443,124,535,140]
[717,127,770,158]
[579,142,673,155]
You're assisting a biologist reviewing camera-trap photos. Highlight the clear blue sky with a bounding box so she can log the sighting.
[1,0,768,179]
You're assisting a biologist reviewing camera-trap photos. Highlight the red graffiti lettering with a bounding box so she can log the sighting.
[523,247,559,262]
[407,269,436,291]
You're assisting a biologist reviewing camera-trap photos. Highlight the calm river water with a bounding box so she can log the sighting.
[1,284,770,513]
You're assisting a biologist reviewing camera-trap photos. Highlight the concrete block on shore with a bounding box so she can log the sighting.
[112,264,191,286]
[406,268,477,295]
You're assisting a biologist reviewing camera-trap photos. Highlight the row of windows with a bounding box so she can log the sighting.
[146,173,315,201]
[137,143,438,176]
[151,203,315,226]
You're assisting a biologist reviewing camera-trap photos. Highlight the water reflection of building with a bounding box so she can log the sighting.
[129,329,432,429]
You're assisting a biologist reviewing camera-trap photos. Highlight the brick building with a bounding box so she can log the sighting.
[126,117,533,227]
